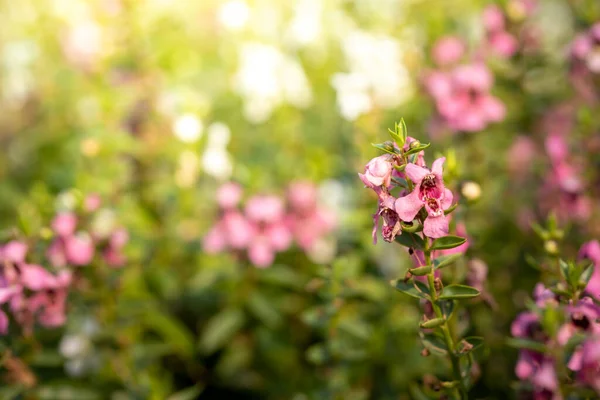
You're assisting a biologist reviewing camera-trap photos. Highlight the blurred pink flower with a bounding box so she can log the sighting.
[52,213,78,237]
[488,31,519,58]
[432,36,465,66]
[483,5,506,33]
[425,64,505,132]
[217,182,243,210]
[245,195,285,223]
[65,234,95,266]
[248,239,274,268]
[0,241,28,264]
[287,181,318,213]
[579,241,600,301]
[84,194,102,212]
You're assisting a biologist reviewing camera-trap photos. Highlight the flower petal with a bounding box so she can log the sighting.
[395,190,423,222]
[423,214,449,238]
[442,188,453,209]
[431,157,446,177]
[405,163,429,184]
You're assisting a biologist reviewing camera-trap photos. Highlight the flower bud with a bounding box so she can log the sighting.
[409,140,421,149]
[544,240,559,255]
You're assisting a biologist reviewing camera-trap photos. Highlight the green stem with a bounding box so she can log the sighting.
[424,240,468,399]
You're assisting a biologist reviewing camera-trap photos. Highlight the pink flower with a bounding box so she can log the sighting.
[0,310,8,334]
[575,336,600,392]
[579,241,600,301]
[245,195,285,223]
[217,182,243,210]
[395,158,453,238]
[489,31,518,58]
[248,239,274,268]
[426,64,505,132]
[222,211,255,249]
[64,234,95,266]
[287,181,318,213]
[360,155,394,188]
[431,36,465,66]
[19,264,55,291]
[0,241,28,264]
[203,224,228,254]
[84,194,102,212]
[52,212,78,237]
[483,5,505,33]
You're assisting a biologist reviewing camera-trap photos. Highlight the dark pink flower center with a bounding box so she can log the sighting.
[420,174,442,200]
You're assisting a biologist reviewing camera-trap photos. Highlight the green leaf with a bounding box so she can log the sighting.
[559,259,570,282]
[247,292,282,328]
[420,318,446,329]
[579,263,595,288]
[405,142,431,156]
[143,309,195,357]
[199,308,245,354]
[371,142,400,155]
[409,265,432,276]
[430,236,467,251]
[433,253,462,270]
[439,299,455,319]
[400,119,408,143]
[394,280,429,299]
[443,203,458,216]
[506,338,547,353]
[167,385,205,400]
[306,344,328,365]
[420,332,448,356]
[395,231,425,250]
[438,284,480,300]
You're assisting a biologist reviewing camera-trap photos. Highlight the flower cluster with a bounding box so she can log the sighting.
[540,129,591,223]
[359,133,454,240]
[203,182,336,268]
[424,61,505,133]
[0,194,128,335]
[360,124,483,399]
[511,240,600,398]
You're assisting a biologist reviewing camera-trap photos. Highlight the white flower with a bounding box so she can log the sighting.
[233,42,312,123]
[59,334,90,359]
[173,113,203,143]
[202,148,233,181]
[218,0,250,31]
[207,122,231,149]
[286,0,323,46]
[331,30,413,120]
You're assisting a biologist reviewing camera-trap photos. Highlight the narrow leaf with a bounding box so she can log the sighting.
[430,236,467,251]
[433,253,462,270]
[395,231,425,250]
[405,143,431,156]
[438,284,480,300]
[394,280,429,299]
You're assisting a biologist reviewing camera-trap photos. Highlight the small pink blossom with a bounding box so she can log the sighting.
[0,241,28,264]
[483,5,506,33]
[84,194,102,212]
[248,239,274,268]
[360,155,394,188]
[52,212,78,237]
[287,181,318,213]
[431,36,465,66]
[488,31,519,58]
[395,158,453,238]
[217,182,243,209]
[64,234,95,266]
[245,195,285,223]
